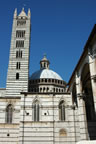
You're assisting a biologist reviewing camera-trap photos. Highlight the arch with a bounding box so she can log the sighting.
[16,51,18,58]
[53,88,55,92]
[32,96,42,105]
[59,100,65,121]
[47,87,49,92]
[16,62,20,69]
[6,104,13,124]
[16,73,19,80]
[56,88,58,92]
[43,87,45,92]
[59,97,67,105]
[40,87,42,92]
[59,129,67,136]
[81,63,95,121]
[48,79,51,82]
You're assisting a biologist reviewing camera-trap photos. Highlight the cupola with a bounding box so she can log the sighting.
[40,55,50,69]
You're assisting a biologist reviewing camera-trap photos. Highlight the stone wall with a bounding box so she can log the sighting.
[19,93,76,144]
[0,97,20,144]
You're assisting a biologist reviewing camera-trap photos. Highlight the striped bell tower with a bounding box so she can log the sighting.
[6,8,31,97]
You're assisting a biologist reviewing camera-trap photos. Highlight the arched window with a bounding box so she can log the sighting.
[16,51,18,58]
[56,88,58,92]
[33,100,39,121]
[40,87,42,92]
[16,62,20,70]
[59,100,65,121]
[16,73,19,80]
[53,88,55,92]
[43,87,45,92]
[44,62,46,68]
[47,87,49,92]
[52,79,54,83]
[6,104,13,124]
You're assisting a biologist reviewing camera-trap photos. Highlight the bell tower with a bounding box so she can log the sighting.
[6,8,31,97]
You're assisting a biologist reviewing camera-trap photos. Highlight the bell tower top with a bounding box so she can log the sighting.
[13,8,31,19]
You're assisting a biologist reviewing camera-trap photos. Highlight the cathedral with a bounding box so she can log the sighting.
[0,8,96,144]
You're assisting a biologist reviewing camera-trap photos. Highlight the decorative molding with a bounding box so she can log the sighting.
[88,44,96,59]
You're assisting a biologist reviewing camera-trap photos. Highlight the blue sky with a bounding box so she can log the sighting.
[0,0,96,87]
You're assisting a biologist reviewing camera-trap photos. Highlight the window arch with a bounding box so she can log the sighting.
[33,100,40,121]
[40,87,42,92]
[59,100,65,121]
[6,104,13,124]
[43,87,45,92]
[16,73,19,80]
[16,62,20,69]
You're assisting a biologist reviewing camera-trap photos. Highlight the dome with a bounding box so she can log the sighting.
[29,56,66,93]
[30,68,63,80]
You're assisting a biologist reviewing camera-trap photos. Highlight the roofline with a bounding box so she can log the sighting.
[68,24,96,88]
[29,69,64,82]
[29,77,66,84]
[21,92,71,95]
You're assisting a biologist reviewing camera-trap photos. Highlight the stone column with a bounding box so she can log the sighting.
[76,74,88,140]
[88,50,96,112]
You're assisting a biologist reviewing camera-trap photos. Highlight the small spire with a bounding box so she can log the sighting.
[14,8,17,18]
[22,7,24,11]
[43,53,46,58]
[28,8,31,19]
